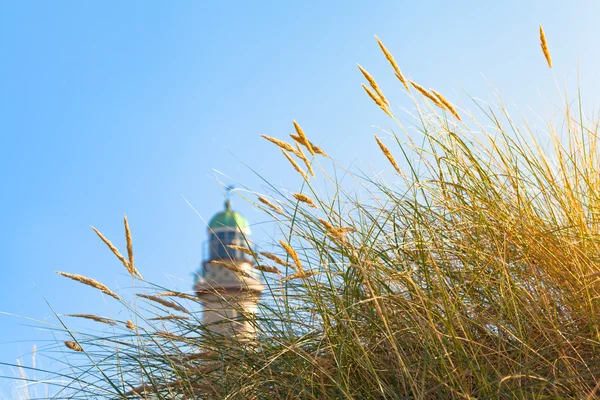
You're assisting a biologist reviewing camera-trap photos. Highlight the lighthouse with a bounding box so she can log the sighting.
[194,199,264,339]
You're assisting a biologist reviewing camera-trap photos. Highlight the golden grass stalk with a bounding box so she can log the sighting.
[362,84,393,118]
[279,240,304,272]
[375,35,409,90]
[66,314,116,326]
[227,244,258,257]
[318,218,346,242]
[409,81,445,108]
[254,264,281,274]
[292,120,315,156]
[290,134,328,156]
[430,89,462,121]
[292,193,317,208]
[357,64,389,106]
[539,24,552,68]
[280,149,309,181]
[258,197,284,215]
[90,226,130,271]
[64,340,83,352]
[260,252,293,268]
[137,294,189,314]
[156,291,198,301]
[123,214,143,279]
[210,260,251,277]
[374,135,402,174]
[294,143,316,177]
[125,320,136,331]
[282,270,316,281]
[260,135,298,154]
[149,315,189,321]
[56,271,121,300]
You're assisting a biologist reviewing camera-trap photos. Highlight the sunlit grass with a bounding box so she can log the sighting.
[3,30,600,399]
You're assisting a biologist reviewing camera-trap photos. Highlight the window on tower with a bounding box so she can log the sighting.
[208,230,251,261]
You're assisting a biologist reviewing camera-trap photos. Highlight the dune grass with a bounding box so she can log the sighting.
[4,30,600,399]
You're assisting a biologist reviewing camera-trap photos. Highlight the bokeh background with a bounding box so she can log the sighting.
[1,0,599,394]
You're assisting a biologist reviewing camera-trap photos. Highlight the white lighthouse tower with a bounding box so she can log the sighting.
[194,199,264,339]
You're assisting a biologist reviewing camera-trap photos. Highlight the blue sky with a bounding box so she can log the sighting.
[1,0,599,392]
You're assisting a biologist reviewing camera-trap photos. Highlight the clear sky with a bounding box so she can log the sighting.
[1,0,599,393]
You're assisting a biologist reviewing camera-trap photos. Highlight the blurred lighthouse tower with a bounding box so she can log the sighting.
[194,196,264,338]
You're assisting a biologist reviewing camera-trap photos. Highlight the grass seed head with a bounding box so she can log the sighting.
[66,314,116,326]
[156,291,198,301]
[409,81,444,108]
[137,294,189,314]
[260,135,298,154]
[362,84,393,117]
[292,120,315,156]
[281,149,309,181]
[123,215,143,279]
[430,89,462,121]
[294,143,316,177]
[254,264,281,274]
[125,320,136,331]
[260,252,293,268]
[56,271,121,301]
[290,134,328,156]
[375,35,409,91]
[374,135,402,174]
[64,340,83,352]
[91,226,130,271]
[292,193,317,208]
[227,244,257,257]
[357,64,389,107]
[539,24,552,68]
[279,240,303,272]
[258,197,284,214]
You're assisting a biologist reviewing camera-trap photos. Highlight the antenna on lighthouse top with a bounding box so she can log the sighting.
[224,185,235,210]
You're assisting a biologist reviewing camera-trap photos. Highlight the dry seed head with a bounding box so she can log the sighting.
[430,89,462,121]
[294,143,316,177]
[156,291,198,301]
[292,120,315,156]
[125,320,136,331]
[292,193,317,208]
[282,270,316,281]
[375,36,409,90]
[210,260,251,277]
[258,197,284,215]
[409,81,444,108]
[290,134,328,156]
[539,24,552,68]
[64,340,83,352]
[66,314,116,326]
[260,252,293,268]
[137,294,189,314]
[149,315,189,321]
[123,215,143,279]
[319,218,345,241]
[357,64,389,107]
[227,244,257,257]
[254,264,281,274]
[279,240,303,272]
[362,84,393,118]
[57,271,121,300]
[260,135,298,153]
[91,226,130,272]
[374,136,402,174]
[281,149,309,181]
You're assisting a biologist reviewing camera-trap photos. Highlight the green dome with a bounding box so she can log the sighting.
[208,201,250,232]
